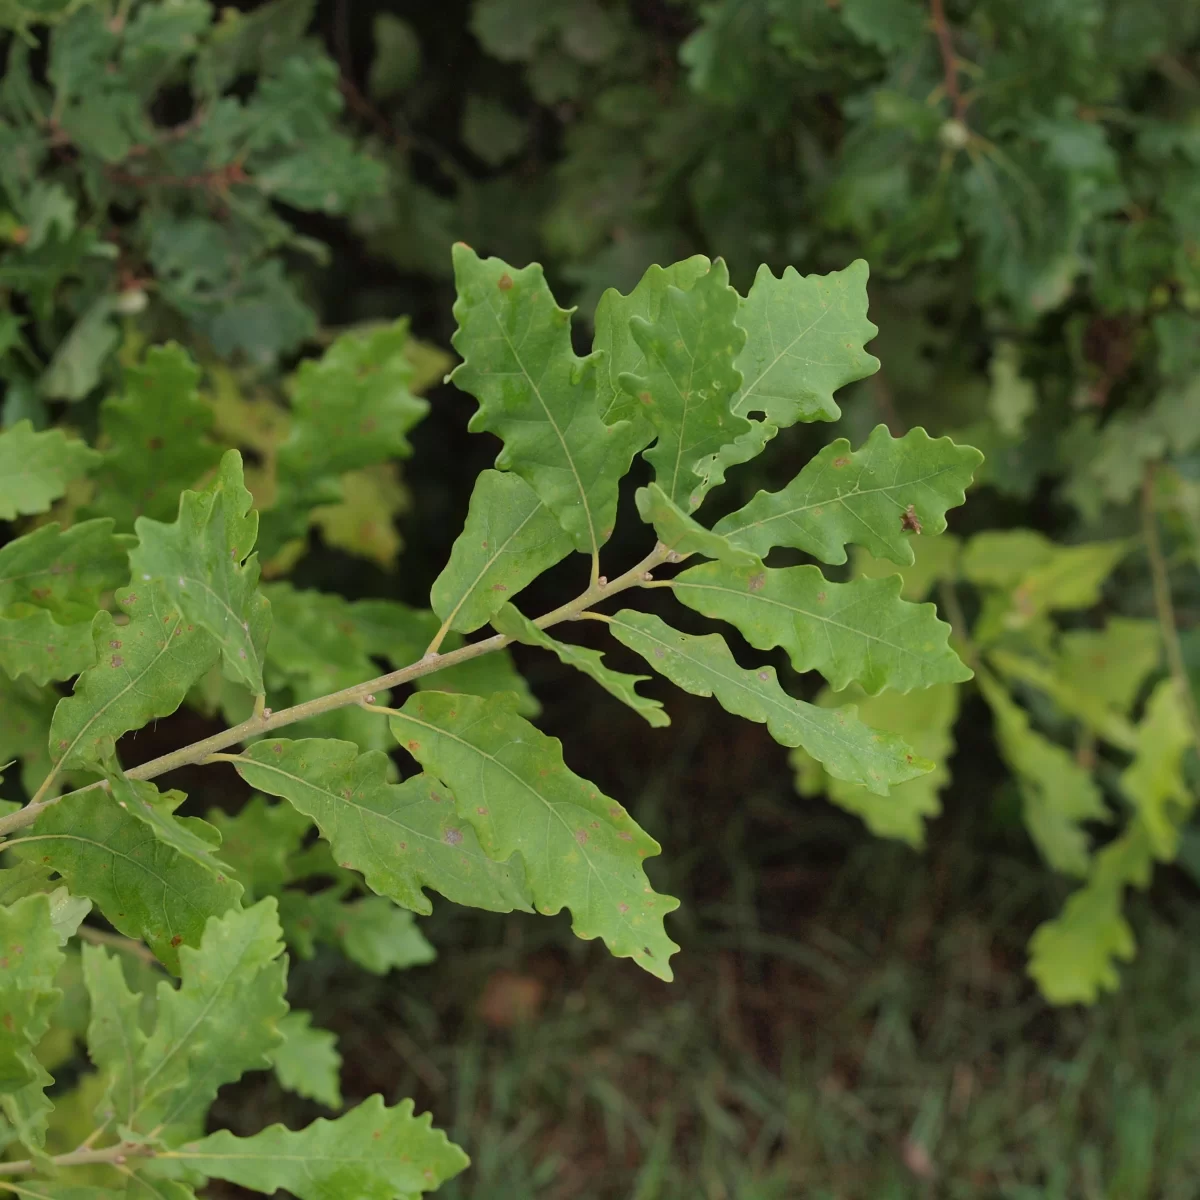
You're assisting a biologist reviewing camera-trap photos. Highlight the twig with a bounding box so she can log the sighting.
[929,0,968,124]
[0,544,672,840]
[0,1142,151,1178]
[76,925,163,968]
[1142,464,1200,755]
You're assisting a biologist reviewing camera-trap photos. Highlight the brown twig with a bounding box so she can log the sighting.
[929,0,968,124]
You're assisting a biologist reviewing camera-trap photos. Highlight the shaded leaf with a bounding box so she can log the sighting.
[673,561,971,694]
[450,243,642,557]
[792,682,960,847]
[609,609,931,795]
[229,738,533,916]
[492,602,669,727]
[129,450,271,694]
[0,419,99,520]
[391,691,680,979]
[81,942,148,1131]
[430,469,573,635]
[716,425,982,565]
[166,1094,467,1198]
[269,1010,342,1109]
[978,672,1107,877]
[0,605,96,686]
[84,345,222,530]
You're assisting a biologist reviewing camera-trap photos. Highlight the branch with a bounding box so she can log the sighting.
[0,1141,153,1179]
[0,544,672,840]
[929,0,968,124]
[1142,464,1200,755]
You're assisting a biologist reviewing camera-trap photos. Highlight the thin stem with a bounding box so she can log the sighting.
[76,925,162,968]
[929,0,968,124]
[0,1142,151,1178]
[0,544,671,841]
[1142,464,1200,755]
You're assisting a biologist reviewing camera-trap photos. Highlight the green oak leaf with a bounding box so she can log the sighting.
[672,561,971,694]
[417,638,541,718]
[619,257,752,511]
[491,602,669,727]
[594,256,710,428]
[716,425,983,565]
[229,738,533,915]
[391,691,680,979]
[0,674,57,795]
[84,344,222,529]
[1027,825,1152,1005]
[268,1010,342,1109]
[0,520,133,622]
[609,610,931,795]
[128,900,287,1137]
[979,673,1107,877]
[732,259,880,426]
[330,896,436,975]
[1058,619,1161,715]
[263,320,429,553]
[430,469,573,635]
[48,585,219,773]
[81,942,148,1131]
[9,781,243,974]
[129,449,271,694]
[204,796,311,902]
[165,1094,468,1198]
[0,893,64,1153]
[0,605,96,686]
[450,243,642,558]
[0,419,100,520]
[792,681,960,847]
[635,483,761,568]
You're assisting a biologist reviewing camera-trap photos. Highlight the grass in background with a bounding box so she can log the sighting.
[211,702,1200,1200]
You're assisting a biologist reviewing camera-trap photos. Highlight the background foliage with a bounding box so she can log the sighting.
[1,0,1199,1195]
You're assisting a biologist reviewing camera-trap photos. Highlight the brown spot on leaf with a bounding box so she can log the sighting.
[617,831,633,841]
[444,828,464,846]
[498,272,514,290]
[111,655,124,668]
[639,391,652,405]
[575,829,588,845]
[901,504,922,534]
[833,456,850,467]
[170,935,182,947]
[747,572,766,592]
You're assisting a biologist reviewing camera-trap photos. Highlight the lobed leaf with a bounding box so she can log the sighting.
[732,260,879,420]
[450,243,643,558]
[129,450,271,694]
[792,682,960,847]
[391,691,680,978]
[0,893,64,1153]
[0,605,96,686]
[9,778,243,974]
[81,942,148,1132]
[635,483,760,568]
[268,1010,342,1109]
[48,585,219,773]
[130,899,287,1137]
[620,257,751,512]
[715,425,983,565]
[430,469,573,635]
[0,673,57,796]
[84,345,222,530]
[166,1094,468,1198]
[491,603,669,727]
[609,610,931,795]
[594,256,711,428]
[229,738,533,916]
[0,420,100,520]
[674,561,971,694]
[0,520,133,622]
[978,673,1107,877]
